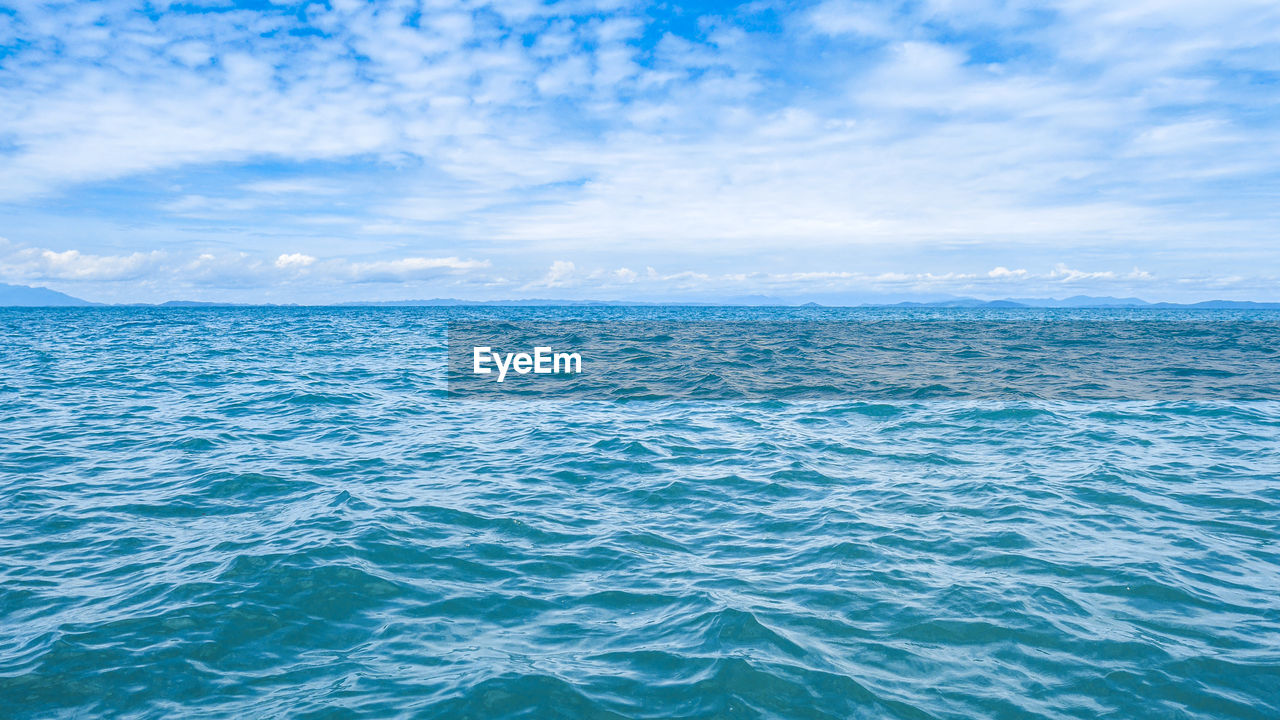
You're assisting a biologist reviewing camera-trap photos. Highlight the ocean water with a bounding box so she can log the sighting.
[1,307,1278,719]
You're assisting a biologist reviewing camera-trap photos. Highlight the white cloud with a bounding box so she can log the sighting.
[1048,264,1117,282]
[0,241,490,292]
[806,1,897,38]
[343,256,490,283]
[536,260,576,288]
[162,195,262,216]
[275,253,316,269]
[244,180,343,196]
[988,266,1028,279]
[0,245,164,281]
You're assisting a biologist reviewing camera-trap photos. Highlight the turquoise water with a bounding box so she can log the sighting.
[1,307,1278,719]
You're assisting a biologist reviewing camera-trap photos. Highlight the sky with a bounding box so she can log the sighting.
[0,0,1277,304]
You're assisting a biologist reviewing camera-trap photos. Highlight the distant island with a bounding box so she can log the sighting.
[0,283,98,306]
[2,282,1279,309]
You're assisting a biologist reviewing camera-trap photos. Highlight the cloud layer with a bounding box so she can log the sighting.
[1,0,1278,301]
[3,238,1271,304]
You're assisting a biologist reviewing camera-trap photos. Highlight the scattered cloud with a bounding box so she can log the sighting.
[0,243,164,282]
[0,241,488,294]
[806,1,898,39]
[275,253,317,270]
[4,235,1271,302]
[535,260,577,288]
[344,257,491,283]
[0,1,1277,300]
[988,267,1028,279]
[243,180,344,196]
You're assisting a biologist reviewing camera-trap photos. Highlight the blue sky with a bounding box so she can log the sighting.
[1,0,1277,303]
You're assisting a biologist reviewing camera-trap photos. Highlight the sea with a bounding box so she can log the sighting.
[1,306,1277,719]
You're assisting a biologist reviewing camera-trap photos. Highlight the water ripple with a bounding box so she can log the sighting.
[1,307,1278,718]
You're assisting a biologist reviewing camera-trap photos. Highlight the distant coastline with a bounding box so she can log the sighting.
[3,282,1280,309]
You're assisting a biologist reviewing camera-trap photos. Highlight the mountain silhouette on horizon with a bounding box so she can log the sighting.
[2,285,1280,308]
[0,283,96,306]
